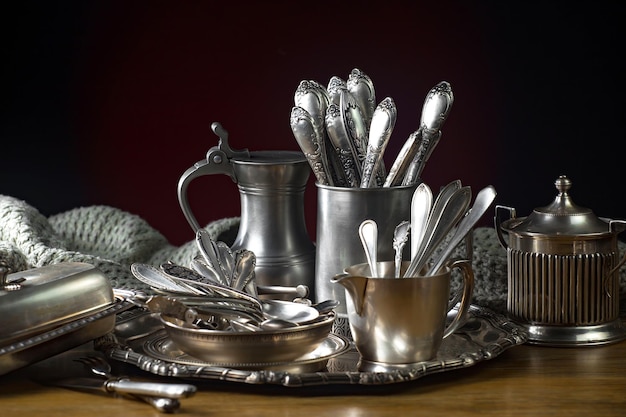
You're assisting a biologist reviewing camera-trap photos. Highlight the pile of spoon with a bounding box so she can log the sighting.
[358,180,497,278]
[290,68,453,188]
[129,230,339,332]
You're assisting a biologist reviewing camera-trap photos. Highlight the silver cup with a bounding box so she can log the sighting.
[315,183,417,339]
[332,259,474,371]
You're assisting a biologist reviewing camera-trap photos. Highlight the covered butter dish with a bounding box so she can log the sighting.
[0,262,119,374]
[495,175,626,346]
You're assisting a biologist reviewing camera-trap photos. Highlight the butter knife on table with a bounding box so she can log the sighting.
[47,376,196,412]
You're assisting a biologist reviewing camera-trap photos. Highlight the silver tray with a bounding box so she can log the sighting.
[97,304,528,387]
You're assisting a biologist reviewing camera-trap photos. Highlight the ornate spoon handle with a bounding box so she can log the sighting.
[360,97,396,188]
[290,106,332,185]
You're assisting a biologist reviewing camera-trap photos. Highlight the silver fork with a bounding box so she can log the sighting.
[75,356,196,412]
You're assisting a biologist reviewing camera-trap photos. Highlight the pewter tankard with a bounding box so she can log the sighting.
[178,123,316,300]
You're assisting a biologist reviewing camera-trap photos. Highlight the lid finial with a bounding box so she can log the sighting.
[555,175,571,196]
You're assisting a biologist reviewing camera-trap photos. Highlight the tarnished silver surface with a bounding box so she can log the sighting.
[99,304,528,386]
[360,97,396,187]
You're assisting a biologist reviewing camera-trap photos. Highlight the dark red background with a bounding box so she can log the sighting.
[4,2,625,245]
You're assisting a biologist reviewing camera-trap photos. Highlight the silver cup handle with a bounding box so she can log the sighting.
[443,259,475,339]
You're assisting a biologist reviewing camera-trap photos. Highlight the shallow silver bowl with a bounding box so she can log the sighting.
[160,311,335,364]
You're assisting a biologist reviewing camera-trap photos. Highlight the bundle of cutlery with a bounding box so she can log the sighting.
[290,68,453,188]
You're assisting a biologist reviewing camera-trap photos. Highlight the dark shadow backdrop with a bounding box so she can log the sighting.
[3,1,624,245]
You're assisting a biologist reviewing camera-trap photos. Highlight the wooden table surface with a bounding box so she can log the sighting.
[2,330,625,417]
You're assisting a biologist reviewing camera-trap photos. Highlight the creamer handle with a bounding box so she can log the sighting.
[494,205,516,249]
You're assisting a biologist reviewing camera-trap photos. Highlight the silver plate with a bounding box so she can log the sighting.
[143,331,350,372]
[99,304,528,387]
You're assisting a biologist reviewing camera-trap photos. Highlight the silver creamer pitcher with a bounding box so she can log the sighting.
[177,123,316,300]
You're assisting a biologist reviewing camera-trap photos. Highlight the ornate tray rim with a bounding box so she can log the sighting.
[98,304,528,387]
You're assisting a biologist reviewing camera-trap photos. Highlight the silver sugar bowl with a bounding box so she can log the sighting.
[495,175,626,346]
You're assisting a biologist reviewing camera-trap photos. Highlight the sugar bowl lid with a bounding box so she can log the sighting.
[504,175,609,237]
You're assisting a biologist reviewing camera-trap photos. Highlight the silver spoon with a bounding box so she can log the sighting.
[196,229,229,286]
[230,249,256,291]
[404,185,471,277]
[130,263,205,295]
[359,219,379,277]
[392,220,411,277]
[326,100,362,187]
[410,182,433,259]
[230,317,299,332]
[427,185,497,275]
[290,106,332,185]
[402,81,454,186]
[346,68,376,127]
[383,129,422,187]
[360,97,396,188]
[310,299,340,315]
[341,82,370,160]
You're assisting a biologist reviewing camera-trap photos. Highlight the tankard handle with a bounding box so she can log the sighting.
[177,122,249,232]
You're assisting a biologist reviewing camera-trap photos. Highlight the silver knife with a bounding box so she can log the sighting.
[50,377,195,411]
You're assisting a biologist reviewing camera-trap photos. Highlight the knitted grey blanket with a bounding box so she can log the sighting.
[1,194,624,316]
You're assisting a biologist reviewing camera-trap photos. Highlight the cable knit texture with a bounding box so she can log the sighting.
[1,194,624,315]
